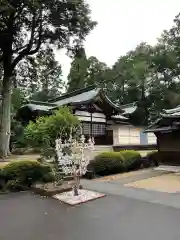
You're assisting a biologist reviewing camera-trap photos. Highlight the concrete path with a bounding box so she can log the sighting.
[1,192,180,240]
[2,167,180,239]
[82,179,180,209]
[81,167,180,210]
[155,165,180,172]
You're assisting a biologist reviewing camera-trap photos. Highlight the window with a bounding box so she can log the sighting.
[92,123,106,136]
[82,123,90,135]
[78,122,106,136]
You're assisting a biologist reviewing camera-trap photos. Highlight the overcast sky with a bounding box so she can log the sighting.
[56,0,180,81]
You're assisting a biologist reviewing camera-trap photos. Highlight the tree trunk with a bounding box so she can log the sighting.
[0,74,11,159]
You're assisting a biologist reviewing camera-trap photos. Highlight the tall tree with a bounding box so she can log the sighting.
[0,0,96,157]
[67,47,88,92]
[17,47,64,101]
[67,53,109,92]
[86,56,109,86]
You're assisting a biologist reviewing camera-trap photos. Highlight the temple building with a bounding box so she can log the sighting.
[17,85,156,146]
[145,105,180,151]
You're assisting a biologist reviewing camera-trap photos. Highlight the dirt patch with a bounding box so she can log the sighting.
[125,173,180,193]
[32,181,83,197]
[0,154,40,166]
[95,169,152,182]
[7,154,40,161]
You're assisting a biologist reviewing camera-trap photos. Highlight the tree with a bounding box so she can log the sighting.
[0,0,96,157]
[17,47,64,101]
[86,56,109,86]
[24,107,80,149]
[67,47,88,92]
[67,52,109,92]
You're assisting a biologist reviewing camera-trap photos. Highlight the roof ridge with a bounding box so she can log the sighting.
[48,85,97,103]
[28,100,57,106]
[119,102,137,108]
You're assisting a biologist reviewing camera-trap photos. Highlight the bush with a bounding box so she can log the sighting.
[40,147,56,160]
[120,150,142,171]
[24,107,80,150]
[88,152,126,176]
[41,172,55,183]
[2,160,52,188]
[6,179,28,191]
[147,151,159,166]
[0,169,6,190]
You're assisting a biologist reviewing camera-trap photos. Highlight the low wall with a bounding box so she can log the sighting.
[113,144,157,151]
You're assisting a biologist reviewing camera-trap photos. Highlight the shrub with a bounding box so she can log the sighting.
[6,179,28,191]
[0,168,6,190]
[24,107,80,150]
[40,147,56,160]
[88,152,126,176]
[2,160,52,187]
[41,172,55,183]
[120,150,142,171]
[147,151,159,166]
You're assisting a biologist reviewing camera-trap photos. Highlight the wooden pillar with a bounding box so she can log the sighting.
[89,103,93,138]
[90,109,93,138]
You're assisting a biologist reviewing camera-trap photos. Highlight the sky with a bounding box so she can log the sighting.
[56,0,180,81]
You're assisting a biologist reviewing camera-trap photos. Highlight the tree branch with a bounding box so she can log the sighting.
[12,44,29,54]
[11,12,41,69]
[28,17,43,55]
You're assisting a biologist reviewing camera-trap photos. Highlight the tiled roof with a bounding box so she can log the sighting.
[22,100,57,112]
[52,88,100,106]
[163,105,180,115]
[111,114,128,120]
[119,102,137,115]
[145,105,180,133]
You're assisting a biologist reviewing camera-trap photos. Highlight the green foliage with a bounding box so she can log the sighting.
[24,107,80,149]
[0,169,6,190]
[67,48,89,92]
[66,14,180,124]
[41,172,55,183]
[3,160,51,183]
[120,150,141,159]
[11,89,27,149]
[67,49,110,92]
[147,151,160,162]
[2,160,53,191]
[6,179,28,191]
[88,152,126,176]
[0,0,96,157]
[18,47,65,101]
[88,151,144,177]
[120,150,142,171]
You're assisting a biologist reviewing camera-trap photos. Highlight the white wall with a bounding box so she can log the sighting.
[147,132,156,144]
[111,125,156,145]
[118,126,140,145]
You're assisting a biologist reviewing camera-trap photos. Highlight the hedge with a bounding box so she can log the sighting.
[88,152,126,176]
[120,150,142,171]
[0,160,55,191]
[146,151,160,165]
[87,150,143,176]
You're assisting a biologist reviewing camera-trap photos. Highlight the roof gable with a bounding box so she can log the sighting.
[48,85,97,103]
[119,102,137,115]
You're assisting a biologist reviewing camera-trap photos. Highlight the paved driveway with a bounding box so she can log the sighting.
[1,191,180,240]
